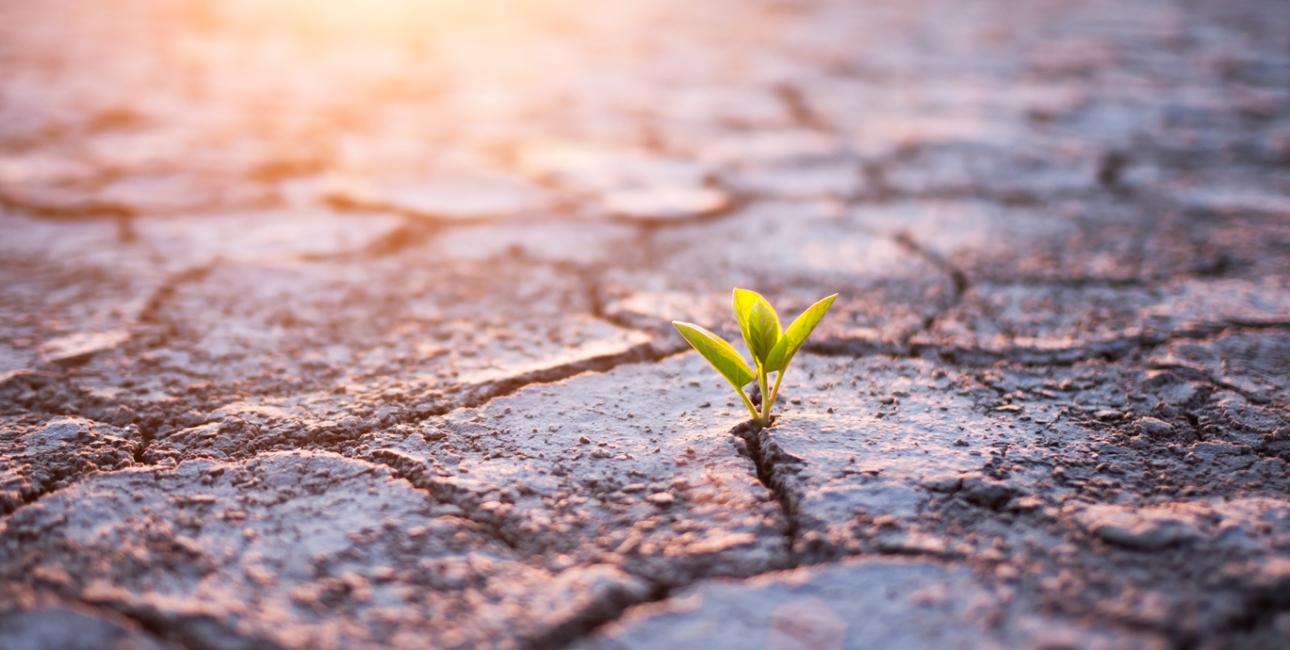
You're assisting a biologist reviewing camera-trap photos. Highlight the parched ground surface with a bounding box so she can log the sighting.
[2,0,1290,648]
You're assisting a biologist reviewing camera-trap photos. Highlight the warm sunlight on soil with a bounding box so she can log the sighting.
[3,0,1290,648]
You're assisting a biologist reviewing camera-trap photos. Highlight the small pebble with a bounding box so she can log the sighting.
[646,492,675,507]
[1136,417,1174,437]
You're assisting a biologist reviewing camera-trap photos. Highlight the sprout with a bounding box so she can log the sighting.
[674,289,837,427]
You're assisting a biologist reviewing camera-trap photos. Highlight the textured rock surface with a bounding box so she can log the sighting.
[580,558,1168,650]
[0,452,650,650]
[0,588,177,650]
[357,354,790,585]
[3,0,1290,648]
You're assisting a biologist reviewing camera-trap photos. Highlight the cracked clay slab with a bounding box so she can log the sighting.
[69,248,653,416]
[602,201,951,348]
[918,277,1290,365]
[0,415,140,516]
[0,589,177,650]
[580,557,1167,650]
[0,451,648,650]
[356,353,790,586]
[742,355,1024,557]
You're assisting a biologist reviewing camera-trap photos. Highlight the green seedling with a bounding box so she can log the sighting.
[673,289,837,427]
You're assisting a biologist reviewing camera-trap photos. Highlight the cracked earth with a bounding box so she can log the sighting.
[2,0,1290,648]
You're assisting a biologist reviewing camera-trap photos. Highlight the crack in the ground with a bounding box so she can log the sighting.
[0,578,285,650]
[1206,590,1290,650]
[892,231,970,305]
[367,430,784,650]
[730,419,804,566]
[811,321,1290,370]
[7,219,1290,649]
[310,215,444,260]
[0,191,135,220]
[982,275,1155,290]
[136,262,219,327]
[443,338,680,417]
[522,580,672,650]
[0,338,676,522]
[582,269,608,321]
[9,318,1288,650]
[93,596,284,650]
[114,260,224,464]
[909,335,1151,367]
[774,83,831,132]
[1147,361,1279,407]
[847,182,1106,209]
[802,335,913,359]
[890,230,971,352]
[366,449,525,552]
[807,326,1147,368]
[577,271,692,358]
[3,589,220,650]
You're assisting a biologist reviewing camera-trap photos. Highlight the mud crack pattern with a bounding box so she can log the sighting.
[2,0,1290,648]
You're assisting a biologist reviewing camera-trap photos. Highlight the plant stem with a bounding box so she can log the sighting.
[734,386,762,425]
[766,369,786,420]
[757,363,771,424]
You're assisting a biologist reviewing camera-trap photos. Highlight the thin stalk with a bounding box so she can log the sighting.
[757,363,771,425]
[766,369,786,420]
[734,385,762,425]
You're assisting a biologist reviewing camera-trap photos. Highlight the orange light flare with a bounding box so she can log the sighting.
[1,0,740,217]
[169,0,630,96]
[128,0,659,181]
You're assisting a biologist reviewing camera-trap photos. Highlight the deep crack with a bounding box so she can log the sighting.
[892,231,969,304]
[524,581,672,650]
[367,449,526,552]
[730,420,804,565]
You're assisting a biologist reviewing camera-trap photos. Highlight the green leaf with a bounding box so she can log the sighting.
[765,293,838,373]
[672,321,757,389]
[732,288,759,342]
[732,288,781,366]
